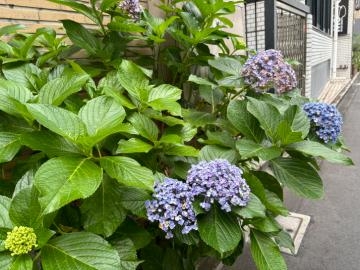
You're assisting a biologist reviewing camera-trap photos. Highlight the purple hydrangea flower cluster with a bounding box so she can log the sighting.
[303,102,343,143]
[119,0,142,20]
[145,178,197,239]
[186,159,251,212]
[242,49,297,94]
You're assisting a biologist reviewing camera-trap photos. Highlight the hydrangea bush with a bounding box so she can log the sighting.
[0,0,353,270]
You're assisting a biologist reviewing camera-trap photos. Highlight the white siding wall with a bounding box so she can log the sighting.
[310,29,333,67]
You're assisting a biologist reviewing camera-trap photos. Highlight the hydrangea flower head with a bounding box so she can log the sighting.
[186,159,250,212]
[242,49,297,93]
[303,102,343,143]
[4,226,37,256]
[145,178,197,239]
[119,0,142,20]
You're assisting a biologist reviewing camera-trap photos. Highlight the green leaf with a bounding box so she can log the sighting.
[61,20,102,55]
[41,232,121,270]
[250,230,287,270]
[117,138,153,154]
[263,190,288,216]
[148,84,182,116]
[35,157,103,215]
[0,24,25,36]
[9,253,33,270]
[233,193,266,219]
[274,230,295,254]
[247,97,281,140]
[198,206,242,254]
[21,131,83,157]
[115,219,152,249]
[110,238,142,270]
[252,171,283,201]
[274,120,303,145]
[26,104,87,142]
[0,132,21,163]
[128,113,159,142]
[9,188,42,228]
[283,105,310,138]
[286,141,353,165]
[236,139,282,161]
[119,187,151,217]
[270,157,324,199]
[13,170,35,198]
[208,57,242,75]
[100,0,120,10]
[100,156,154,191]
[79,96,126,144]
[38,74,89,106]
[199,145,237,163]
[188,74,217,87]
[227,100,265,143]
[162,144,199,157]
[0,196,12,229]
[183,110,216,127]
[252,216,281,233]
[117,60,151,101]
[81,176,126,237]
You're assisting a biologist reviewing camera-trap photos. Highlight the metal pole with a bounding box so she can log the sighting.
[265,0,276,49]
[332,0,340,79]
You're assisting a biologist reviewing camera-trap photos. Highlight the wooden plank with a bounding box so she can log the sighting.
[0,0,73,11]
[0,6,39,20]
[38,9,94,24]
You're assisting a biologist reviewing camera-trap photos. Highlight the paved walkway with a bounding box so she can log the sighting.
[224,78,360,270]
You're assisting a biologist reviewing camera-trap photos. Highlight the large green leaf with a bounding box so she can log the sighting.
[115,219,152,250]
[287,141,353,165]
[128,113,159,142]
[35,157,103,215]
[270,157,323,199]
[247,97,281,140]
[21,131,83,157]
[79,96,126,145]
[236,139,282,161]
[250,230,287,270]
[283,104,310,138]
[41,232,121,270]
[199,145,237,163]
[162,143,199,157]
[111,238,142,270]
[233,193,266,219]
[227,99,264,142]
[38,74,89,106]
[0,132,21,163]
[26,104,87,142]
[0,254,32,270]
[81,176,127,237]
[100,156,154,191]
[274,120,303,145]
[147,84,182,116]
[62,20,103,56]
[9,188,42,228]
[119,187,151,217]
[0,196,12,229]
[198,206,242,254]
[208,57,242,75]
[116,138,153,154]
[13,170,34,198]
[49,1,99,23]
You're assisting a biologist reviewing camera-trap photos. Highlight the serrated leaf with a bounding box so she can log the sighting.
[117,138,153,154]
[183,110,216,127]
[287,141,353,165]
[79,96,126,145]
[227,100,265,143]
[118,187,151,217]
[162,143,199,157]
[0,132,21,163]
[110,238,142,270]
[270,157,323,199]
[26,104,87,142]
[274,230,295,254]
[41,232,121,270]
[128,113,159,142]
[274,120,303,145]
[208,57,242,75]
[199,145,237,163]
[35,157,103,215]
[13,170,34,198]
[198,206,242,254]
[38,74,89,106]
[21,131,83,157]
[236,139,282,161]
[148,84,182,116]
[250,230,287,270]
[100,156,154,191]
[247,97,281,140]
[81,176,126,237]
[233,193,266,219]
[0,196,12,229]
[283,105,310,138]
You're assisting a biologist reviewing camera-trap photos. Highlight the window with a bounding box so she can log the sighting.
[306,0,331,34]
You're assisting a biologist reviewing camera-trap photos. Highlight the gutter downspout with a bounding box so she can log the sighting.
[332,0,340,79]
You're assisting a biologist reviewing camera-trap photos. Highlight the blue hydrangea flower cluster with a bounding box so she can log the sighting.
[242,49,297,94]
[303,102,343,143]
[119,0,142,20]
[145,178,197,239]
[186,159,251,212]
